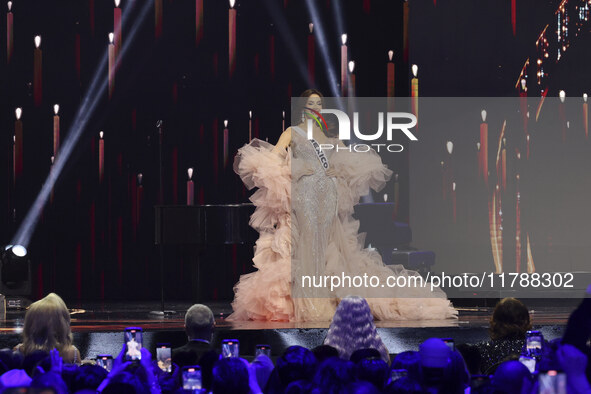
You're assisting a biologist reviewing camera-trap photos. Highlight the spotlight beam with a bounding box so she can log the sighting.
[11,0,153,248]
[304,0,340,97]
[330,0,346,47]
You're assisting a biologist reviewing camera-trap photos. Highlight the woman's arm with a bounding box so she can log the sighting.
[271,128,292,155]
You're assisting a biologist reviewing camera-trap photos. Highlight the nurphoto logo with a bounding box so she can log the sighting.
[304,107,418,153]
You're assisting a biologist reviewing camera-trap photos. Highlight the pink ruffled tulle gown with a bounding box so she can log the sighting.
[227,126,457,322]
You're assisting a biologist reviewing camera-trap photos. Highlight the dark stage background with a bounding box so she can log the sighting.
[0,0,408,301]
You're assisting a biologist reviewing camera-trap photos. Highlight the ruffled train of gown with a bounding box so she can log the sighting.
[227,138,457,322]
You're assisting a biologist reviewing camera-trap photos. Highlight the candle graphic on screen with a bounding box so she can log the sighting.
[341,34,348,97]
[583,93,588,139]
[53,104,60,158]
[187,168,194,206]
[229,0,237,77]
[7,2,13,64]
[411,64,418,124]
[33,36,42,106]
[480,110,488,186]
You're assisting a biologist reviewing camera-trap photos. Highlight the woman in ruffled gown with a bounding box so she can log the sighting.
[228,89,457,322]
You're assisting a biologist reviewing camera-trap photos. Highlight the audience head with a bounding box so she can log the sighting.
[350,348,382,364]
[324,296,389,363]
[419,338,451,389]
[71,364,108,392]
[276,346,317,387]
[29,371,68,394]
[22,294,74,361]
[251,354,274,391]
[101,371,148,394]
[285,379,313,394]
[311,345,339,364]
[22,351,49,378]
[419,338,451,369]
[492,360,532,393]
[456,343,482,375]
[383,376,424,394]
[391,351,421,380]
[211,357,250,394]
[354,357,389,391]
[0,369,32,390]
[184,304,215,341]
[443,350,470,393]
[490,298,531,340]
[343,380,382,394]
[313,357,355,394]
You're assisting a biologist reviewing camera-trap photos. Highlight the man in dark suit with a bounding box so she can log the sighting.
[172,304,219,389]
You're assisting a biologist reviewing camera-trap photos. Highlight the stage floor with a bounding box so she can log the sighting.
[0,301,575,333]
[0,301,576,359]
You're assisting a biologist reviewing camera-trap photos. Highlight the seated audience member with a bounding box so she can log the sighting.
[350,348,382,364]
[474,297,531,374]
[324,296,390,363]
[22,351,50,378]
[491,360,532,394]
[0,349,22,375]
[456,343,482,375]
[383,376,424,394]
[71,364,108,392]
[0,369,32,390]
[29,371,69,394]
[172,303,217,390]
[556,343,591,393]
[342,380,381,394]
[265,346,317,394]
[101,371,148,394]
[15,293,81,365]
[419,338,452,393]
[284,379,314,394]
[172,304,216,365]
[391,351,421,381]
[311,345,339,363]
[250,353,274,391]
[211,357,250,394]
[445,349,470,393]
[354,357,389,391]
[312,357,355,394]
[562,284,591,381]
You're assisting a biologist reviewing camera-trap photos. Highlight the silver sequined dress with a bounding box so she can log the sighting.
[228,128,458,322]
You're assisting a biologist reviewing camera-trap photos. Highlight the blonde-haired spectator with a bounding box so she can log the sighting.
[14,293,80,365]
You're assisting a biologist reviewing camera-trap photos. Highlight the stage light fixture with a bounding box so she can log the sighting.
[0,245,31,295]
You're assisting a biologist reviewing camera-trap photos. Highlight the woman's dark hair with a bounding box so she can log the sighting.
[276,346,317,385]
[30,371,69,394]
[456,343,482,375]
[212,357,250,394]
[350,348,382,364]
[313,358,355,394]
[102,371,149,394]
[285,379,314,394]
[71,364,108,391]
[292,89,324,125]
[355,357,389,390]
[311,345,339,363]
[292,89,338,137]
[489,298,531,340]
[383,376,424,394]
[343,380,382,394]
[391,351,421,381]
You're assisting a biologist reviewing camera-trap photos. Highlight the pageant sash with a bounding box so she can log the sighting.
[293,126,329,170]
